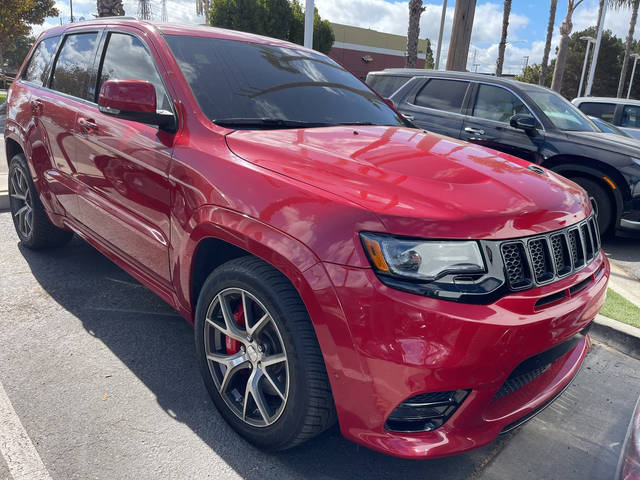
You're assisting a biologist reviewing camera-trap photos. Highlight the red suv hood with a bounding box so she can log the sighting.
[226,126,591,239]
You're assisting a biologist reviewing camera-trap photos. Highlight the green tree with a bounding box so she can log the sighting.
[96,0,124,17]
[425,38,434,69]
[3,35,35,72]
[0,0,58,71]
[551,0,585,92]
[210,0,334,53]
[517,27,627,99]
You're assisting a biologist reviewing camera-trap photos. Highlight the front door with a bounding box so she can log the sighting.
[461,83,543,163]
[73,30,176,284]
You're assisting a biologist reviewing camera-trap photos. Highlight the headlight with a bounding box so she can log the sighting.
[360,233,486,282]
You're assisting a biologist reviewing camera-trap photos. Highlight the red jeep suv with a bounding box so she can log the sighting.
[4,19,609,458]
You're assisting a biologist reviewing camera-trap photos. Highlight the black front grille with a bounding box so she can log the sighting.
[385,390,469,433]
[500,215,599,291]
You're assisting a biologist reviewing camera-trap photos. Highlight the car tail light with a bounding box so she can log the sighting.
[385,390,469,433]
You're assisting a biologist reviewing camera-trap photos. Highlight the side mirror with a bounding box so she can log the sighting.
[98,79,176,132]
[510,113,537,133]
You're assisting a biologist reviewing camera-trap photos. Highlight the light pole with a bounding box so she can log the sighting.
[577,36,595,98]
[627,53,640,99]
[304,0,314,49]
[586,0,607,97]
[435,0,448,69]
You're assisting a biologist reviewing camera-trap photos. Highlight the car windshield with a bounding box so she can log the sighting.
[163,35,406,129]
[526,89,597,132]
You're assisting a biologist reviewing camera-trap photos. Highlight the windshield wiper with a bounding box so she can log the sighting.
[213,117,331,129]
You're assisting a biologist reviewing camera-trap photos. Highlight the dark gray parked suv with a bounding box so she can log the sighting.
[366,69,640,237]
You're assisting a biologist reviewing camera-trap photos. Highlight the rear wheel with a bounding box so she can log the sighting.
[8,153,73,249]
[194,256,336,450]
[571,176,613,236]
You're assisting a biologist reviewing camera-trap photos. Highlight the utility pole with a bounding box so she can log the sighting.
[304,0,314,49]
[435,0,448,70]
[586,0,607,97]
[446,0,477,71]
[70,0,74,22]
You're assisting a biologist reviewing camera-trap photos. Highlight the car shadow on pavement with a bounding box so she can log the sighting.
[18,236,499,480]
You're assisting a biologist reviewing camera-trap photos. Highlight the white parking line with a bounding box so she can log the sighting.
[0,381,52,480]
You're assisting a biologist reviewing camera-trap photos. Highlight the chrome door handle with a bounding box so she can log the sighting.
[464,127,485,135]
[78,117,98,134]
[403,114,415,121]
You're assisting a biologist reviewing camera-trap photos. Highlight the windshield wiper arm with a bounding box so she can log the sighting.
[213,117,331,129]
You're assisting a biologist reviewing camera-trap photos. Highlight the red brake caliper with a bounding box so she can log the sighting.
[225,303,245,354]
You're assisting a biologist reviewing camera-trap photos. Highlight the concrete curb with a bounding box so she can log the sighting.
[591,314,640,360]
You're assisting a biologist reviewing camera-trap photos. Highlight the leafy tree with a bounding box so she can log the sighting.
[96,0,124,17]
[3,35,35,72]
[209,0,334,54]
[425,38,434,69]
[0,0,58,71]
[516,27,633,99]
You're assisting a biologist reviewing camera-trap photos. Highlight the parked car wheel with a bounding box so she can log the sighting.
[194,256,336,450]
[8,153,73,249]
[571,177,613,235]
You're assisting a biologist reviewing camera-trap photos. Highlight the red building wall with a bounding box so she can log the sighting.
[329,47,425,81]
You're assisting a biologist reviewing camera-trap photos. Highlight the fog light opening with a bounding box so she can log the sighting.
[384,390,470,433]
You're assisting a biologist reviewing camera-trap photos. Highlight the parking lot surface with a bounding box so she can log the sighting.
[0,212,639,480]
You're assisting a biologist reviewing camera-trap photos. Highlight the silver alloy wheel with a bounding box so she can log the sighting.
[204,287,289,427]
[9,167,34,239]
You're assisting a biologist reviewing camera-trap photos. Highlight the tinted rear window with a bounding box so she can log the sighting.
[367,75,409,97]
[163,35,404,127]
[621,105,640,128]
[22,36,60,87]
[51,32,99,100]
[414,79,469,113]
[577,102,616,122]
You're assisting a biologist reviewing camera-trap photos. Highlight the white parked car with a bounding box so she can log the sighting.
[572,96,640,140]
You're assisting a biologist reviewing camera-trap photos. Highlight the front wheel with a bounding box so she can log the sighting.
[194,256,336,450]
[571,176,613,236]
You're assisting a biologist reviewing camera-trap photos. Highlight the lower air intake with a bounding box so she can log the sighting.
[385,390,469,433]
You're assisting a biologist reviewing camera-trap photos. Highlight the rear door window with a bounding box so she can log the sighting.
[22,36,60,87]
[621,105,640,128]
[96,32,171,112]
[367,75,409,97]
[413,79,469,113]
[577,102,616,122]
[472,84,532,123]
[51,32,100,100]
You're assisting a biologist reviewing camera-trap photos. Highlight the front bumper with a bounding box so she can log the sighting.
[321,250,609,458]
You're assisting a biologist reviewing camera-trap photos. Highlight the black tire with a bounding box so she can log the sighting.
[571,176,613,236]
[194,256,336,450]
[8,153,73,249]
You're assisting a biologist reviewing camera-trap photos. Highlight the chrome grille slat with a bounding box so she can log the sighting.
[500,215,599,291]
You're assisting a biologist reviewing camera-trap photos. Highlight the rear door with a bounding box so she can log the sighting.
[31,31,102,218]
[396,77,470,139]
[461,83,543,163]
[73,28,175,284]
[618,104,640,139]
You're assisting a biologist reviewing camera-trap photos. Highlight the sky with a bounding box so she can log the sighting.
[32,0,638,74]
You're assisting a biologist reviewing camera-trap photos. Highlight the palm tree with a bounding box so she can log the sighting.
[97,0,124,16]
[196,0,211,24]
[616,0,640,97]
[406,0,425,68]
[496,0,512,76]
[539,0,558,85]
[551,0,584,92]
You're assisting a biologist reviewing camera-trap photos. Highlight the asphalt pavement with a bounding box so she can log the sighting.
[0,211,639,480]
